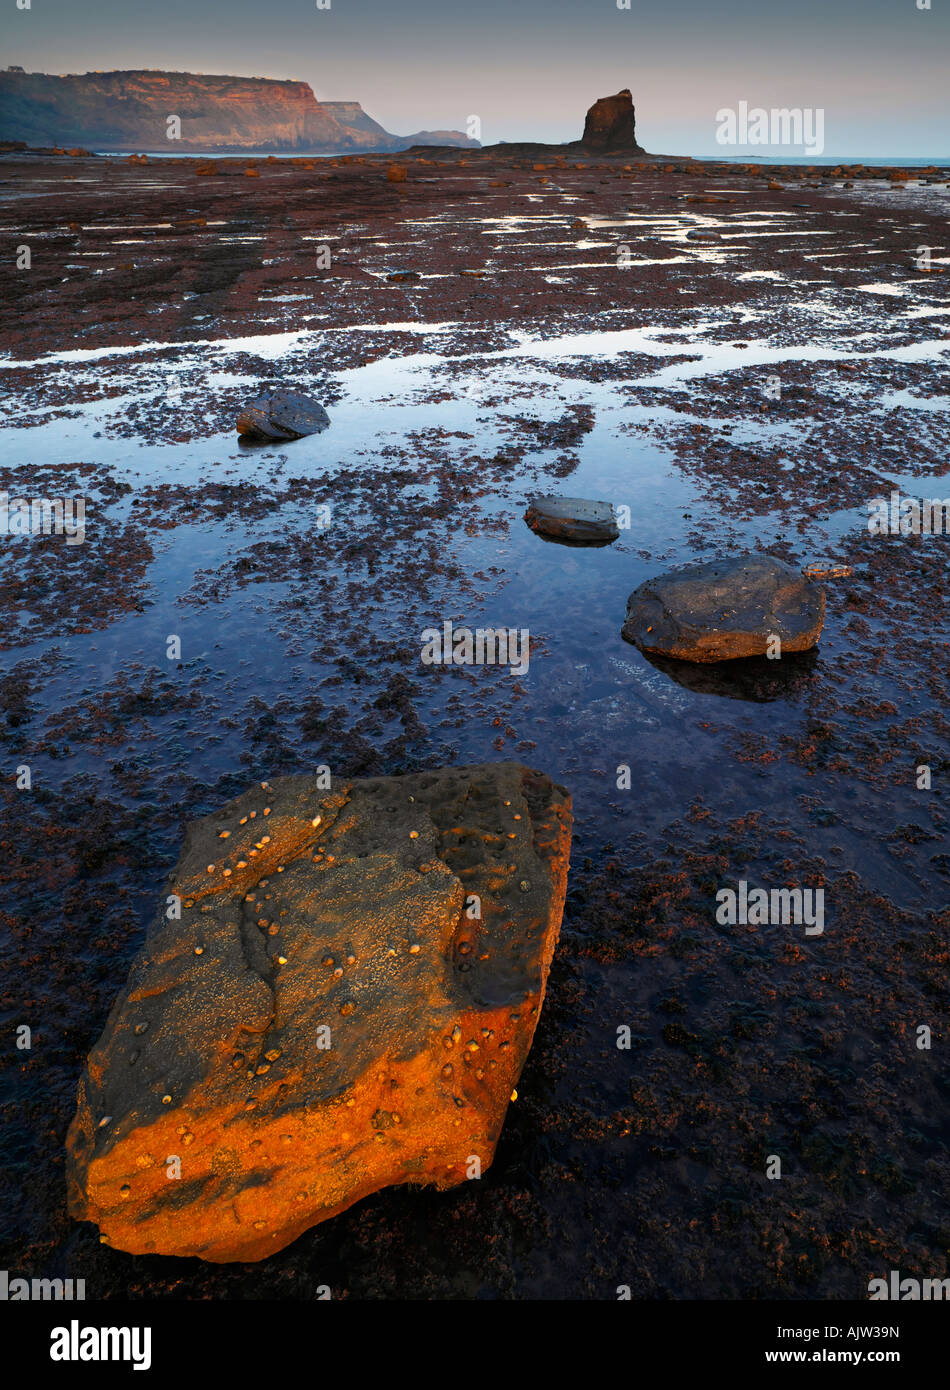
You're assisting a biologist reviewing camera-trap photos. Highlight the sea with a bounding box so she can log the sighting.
[93,149,950,168]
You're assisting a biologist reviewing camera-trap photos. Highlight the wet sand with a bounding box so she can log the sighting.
[0,149,948,1298]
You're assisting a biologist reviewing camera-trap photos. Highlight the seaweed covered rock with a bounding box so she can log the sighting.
[66,763,572,1262]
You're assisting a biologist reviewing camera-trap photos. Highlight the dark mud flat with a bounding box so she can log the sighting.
[0,150,948,1299]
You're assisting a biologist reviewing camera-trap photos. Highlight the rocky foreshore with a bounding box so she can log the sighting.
[2,92,948,1301]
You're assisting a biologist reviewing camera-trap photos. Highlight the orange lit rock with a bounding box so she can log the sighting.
[66,763,572,1262]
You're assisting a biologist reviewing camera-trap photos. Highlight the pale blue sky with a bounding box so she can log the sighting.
[2,0,948,155]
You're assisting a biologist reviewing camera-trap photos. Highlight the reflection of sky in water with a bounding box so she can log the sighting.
[3,316,948,484]
[1,287,948,906]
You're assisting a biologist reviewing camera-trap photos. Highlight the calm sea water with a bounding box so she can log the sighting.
[94,149,950,167]
[93,148,431,159]
[706,154,950,166]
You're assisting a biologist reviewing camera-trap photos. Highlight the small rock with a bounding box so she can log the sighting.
[236,389,330,442]
[524,495,619,545]
[621,553,825,663]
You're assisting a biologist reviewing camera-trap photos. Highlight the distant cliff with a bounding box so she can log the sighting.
[0,68,479,153]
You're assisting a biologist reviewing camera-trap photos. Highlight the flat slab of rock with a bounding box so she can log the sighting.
[622,554,825,663]
[236,389,330,442]
[66,763,572,1262]
[524,495,619,544]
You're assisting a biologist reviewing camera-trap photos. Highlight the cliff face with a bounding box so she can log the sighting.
[0,69,477,152]
[321,100,391,147]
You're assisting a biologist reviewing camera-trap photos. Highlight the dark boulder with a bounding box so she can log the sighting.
[622,554,825,663]
[236,389,330,442]
[524,495,619,544]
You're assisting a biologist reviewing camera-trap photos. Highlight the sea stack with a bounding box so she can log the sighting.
[581,88,644,153]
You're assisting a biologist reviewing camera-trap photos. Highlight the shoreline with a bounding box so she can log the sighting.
[2,140,949,176]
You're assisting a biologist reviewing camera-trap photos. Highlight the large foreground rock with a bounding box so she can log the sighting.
[581,89,644,153]
[622,554,825,662]
[67,763,572,1262]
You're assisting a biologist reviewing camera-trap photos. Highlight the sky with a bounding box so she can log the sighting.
[2,0,948,156]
